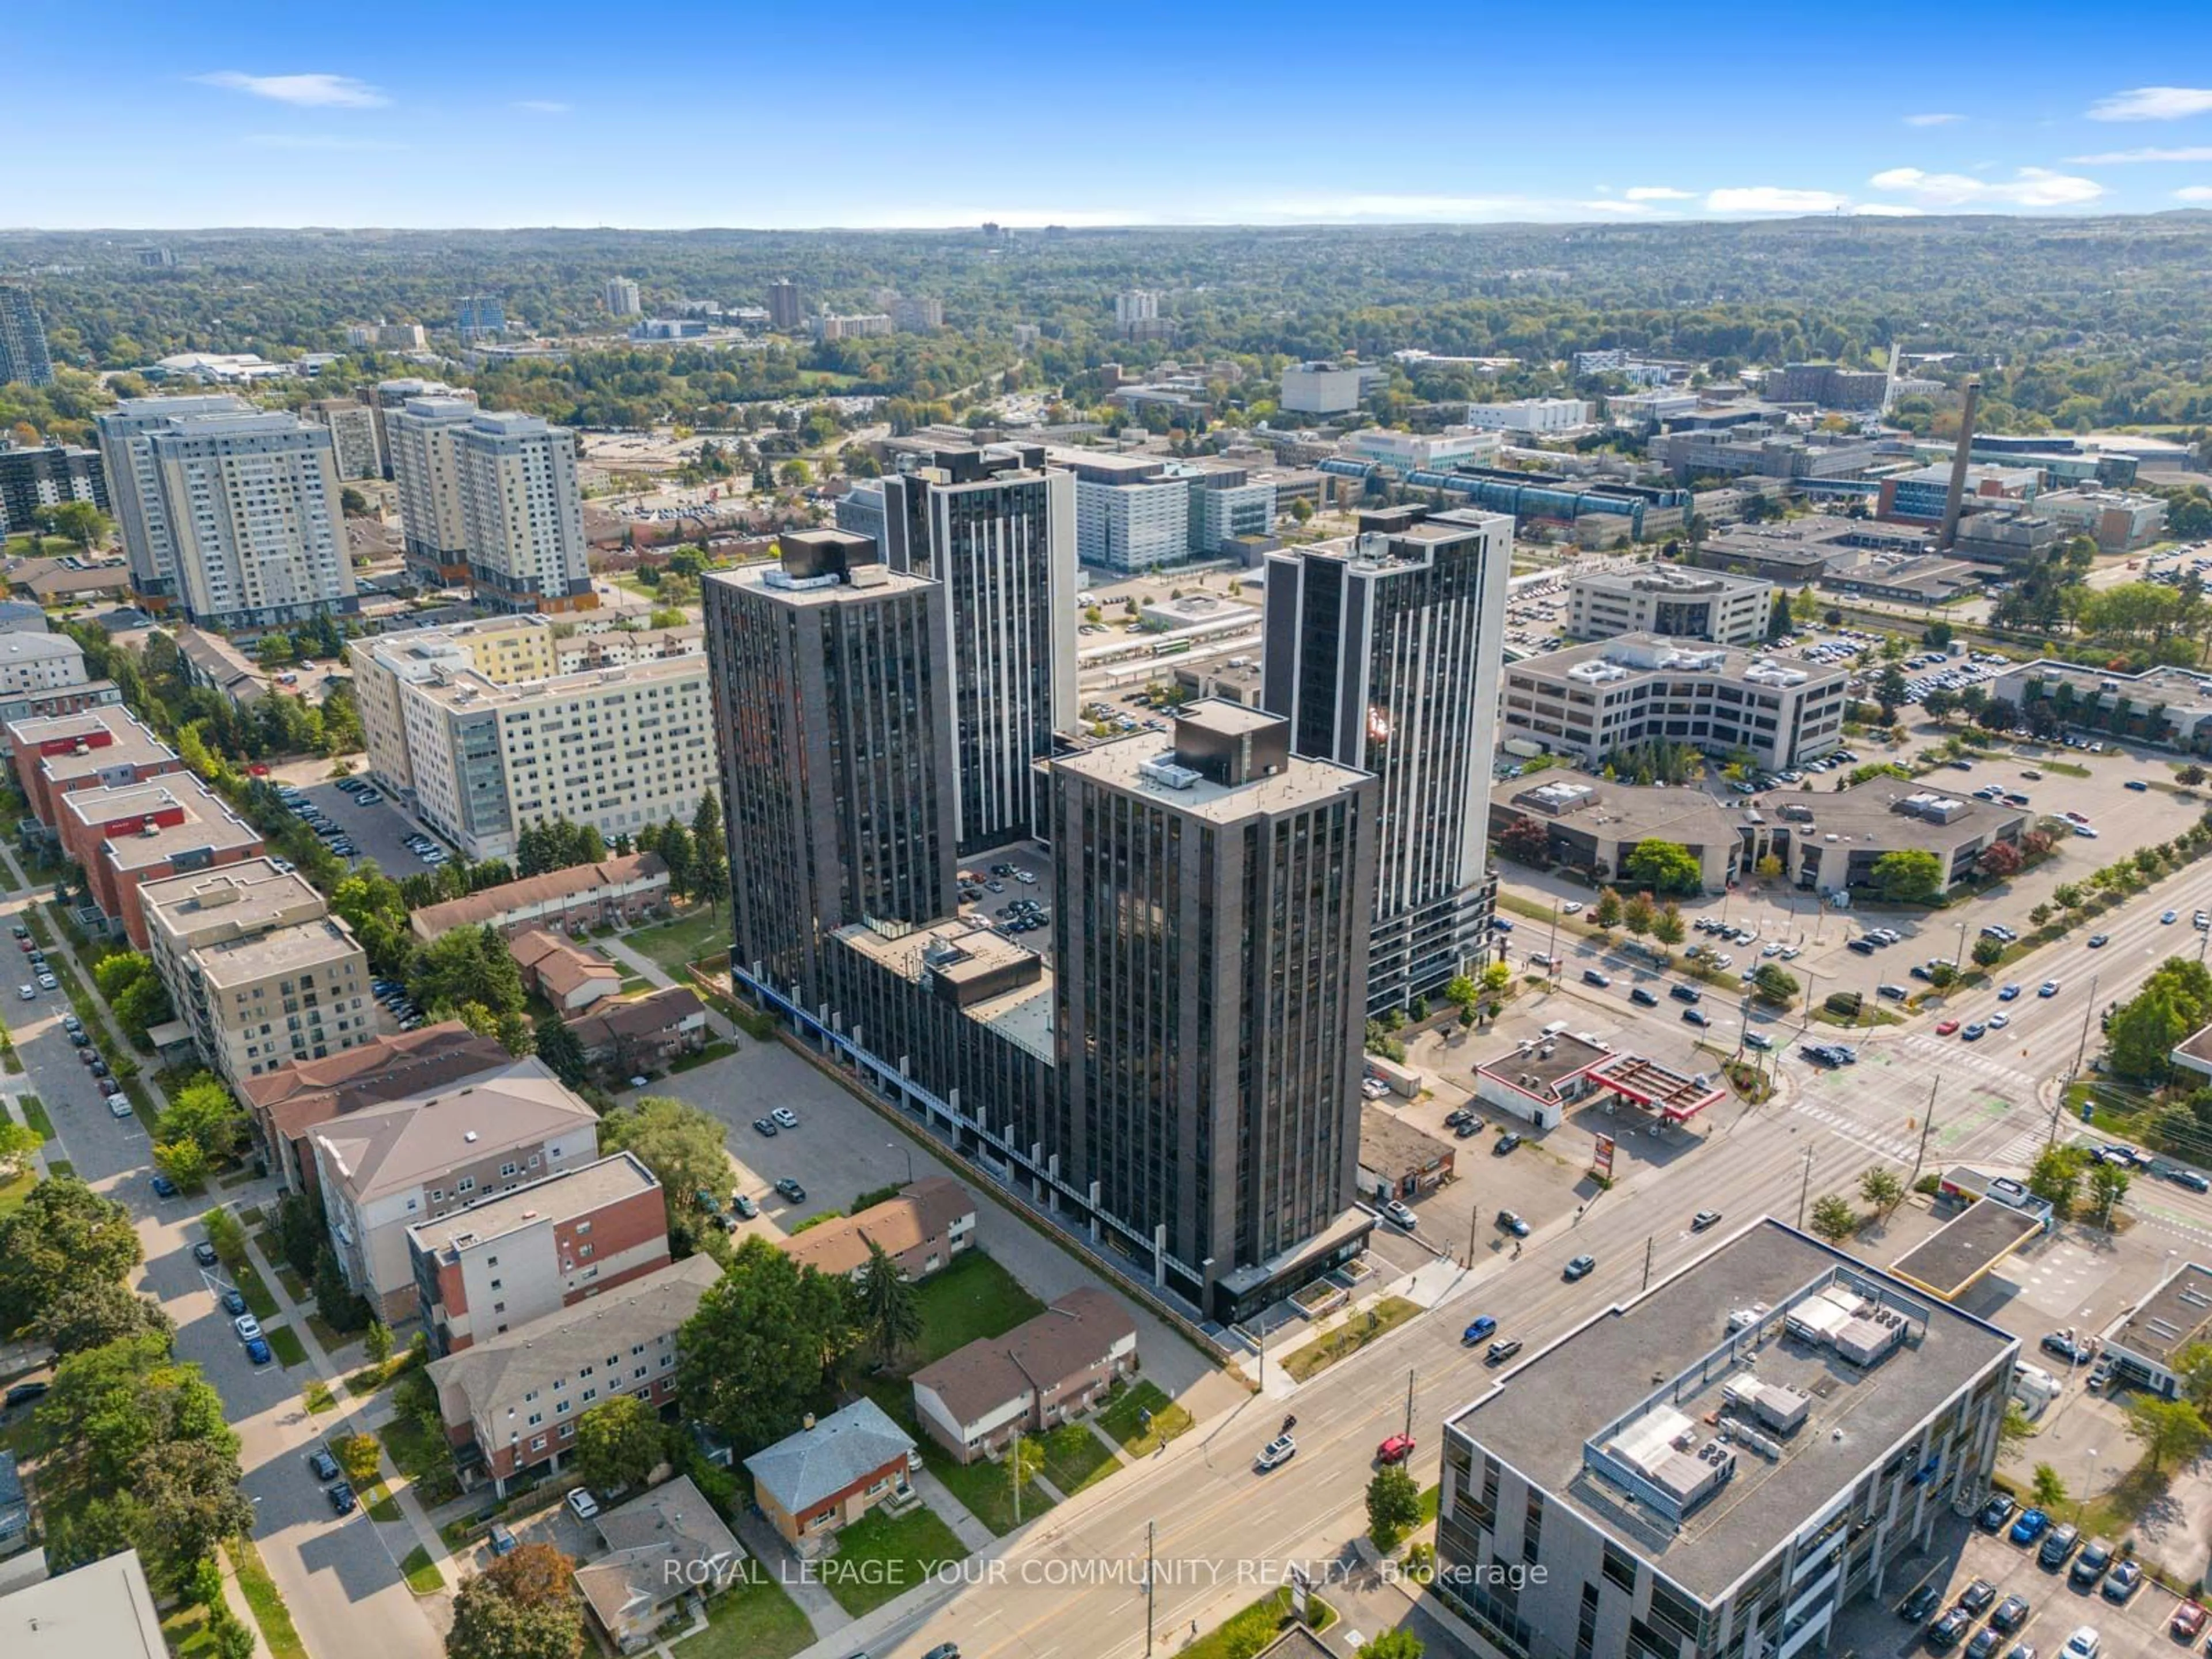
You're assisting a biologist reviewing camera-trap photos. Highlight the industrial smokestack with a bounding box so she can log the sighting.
[1938,377,1982,551]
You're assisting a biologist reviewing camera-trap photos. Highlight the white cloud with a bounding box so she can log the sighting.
[2066,145,2212,163]
[193,71,389,108]
[244,134,408,152]
[1622,185,1695,200]
[2088,86,2212,122]
[1705,186,1850,214]
[2177,186,2212,202]
[1866,165,2105,207]
[513,100,571,114]
[1904,112,1965,127]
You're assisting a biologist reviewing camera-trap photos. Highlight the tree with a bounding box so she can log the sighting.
[0,1119,39,1179]
[314,1244,371,1334]
[1869,849,1944,904]
[2087,1161,2131,1226]
[2126,1395,2209,1472]
[2029,1463,2068,1510]
[1978,841,2024,880]
[1361,1636,1426,1659]
[276,1191,324,1281]
[1653,903,1686,948]
[1999,1403,2033,1454]
[39,500,113,552]
[679,1236,857,1452]
[2181,764,2208,788]
[1751,963,1800,1007]
[412,925,527,1018]
[157,1075,249,1166]
[1624,839,1704,896]
[778,459,813,488]
[600,1096,730,1230]
[1590,887,1623,929]
[0,1176,143,1335]
[1622,891,1656,937]
[2028,1145,2087,1218]
[136,1440,257,1592]
[446,1546,588,1659]
[1809,1194,1858,1241]
[1442,974,1478,1012]
[533,1012,589,1088]
[853,1238,922,1365]
[365,1320,394,1365]
[1971,937,2005,969]
[35,1279,175,1356]
[1494,816,1551,866]
[1366,1463,1422,1551]
[574,1395,664,1496]
[657,820,695,902]
[1858,1166,1906,1217]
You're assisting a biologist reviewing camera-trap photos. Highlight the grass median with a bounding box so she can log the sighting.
[230,1536,309,1659]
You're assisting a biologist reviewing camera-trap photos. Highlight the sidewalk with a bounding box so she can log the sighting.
[600,933,738,1043]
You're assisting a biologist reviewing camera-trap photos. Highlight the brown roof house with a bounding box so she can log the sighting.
[911,1288,1139,1465]
[778,1176,975,1283]
[409,853,668,942]
[572,1475,746,1654]
[570,986,709,1073]
[510,929,622,1012]
[743,1399,920,1551]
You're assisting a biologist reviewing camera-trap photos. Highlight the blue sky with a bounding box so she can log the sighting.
[13,0,2212,229]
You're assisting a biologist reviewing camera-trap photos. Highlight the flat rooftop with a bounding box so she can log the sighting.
[404,1150,657,1261]
[141,859,328,941]
[2111,1260,2212,1369]
[1776,778,2027,852]
[1054,730,1367,825]
[11,709,174,779]
[90,782,262,872]
[1479,1032,1611,1093]
[1495,779,1741,849]
[195,916,359,988]
[832,917,1055,1063]
[408,650,707,712]
[1508,633,1849,692]
[1450,1220,2016,1603]
[1891,1199,2045,1302]
[1359,1105,1456,1177]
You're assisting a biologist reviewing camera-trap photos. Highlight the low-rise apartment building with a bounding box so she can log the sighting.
[1565,566,1774,646]
[426,1254,719,1494]
[778,1177,976,1283]
[568,986,709,1073]
[407,853,669,943]
[58,774,265,946]
[0,631,87,695]
[311,1055,604,1320]
[139,859,381,1084]
[1433,1222,2016,1659]
[509,929,620,1012]
[406,1151,671,1355]
[1501,634,1848,771]
[7,707,180,829]
[911,1288,1138,1465]
[0,679,123,754]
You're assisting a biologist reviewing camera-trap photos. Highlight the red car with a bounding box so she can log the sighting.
[1376,1434,1416,1465]
[2172,1603,2207,1642]
[1936,1019,1961,1036]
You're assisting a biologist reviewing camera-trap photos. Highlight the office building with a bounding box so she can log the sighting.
[427,1253,717,1494]
[766,278,805,332]
[1434,1220,2015,1659]
[881,447,1077,853]
[346,321,428,351]
[1053,450,1190,572]
[94,397,354,627]
[455,296,506,340]
[1052,704,1378,1320]
[1465,397,1592,434]
[407,1150,670,1355]
[0,442,108,537]
[1763,361,1891,409]
[386,395,478,585]
[1565,565,1775,646]
[834,480,887,554]
[1281,361,1387,416]
[1607,389,1702,425]
[893,295,944,331]
[456,411,594,613]
[303,397,383,480]
[350,632,713,861]
[604,275,641,317]
[0,288,54,388]
[816,312,892,341]
[1345,428,1502,472]
[1185,466,1279,555]
[1502,634,1849,772]
[1263,507,1512,1012]
[1878,463,2039,526]
[2036,488,2168,553]
[706,529,957,996]
[140,859,380,1084]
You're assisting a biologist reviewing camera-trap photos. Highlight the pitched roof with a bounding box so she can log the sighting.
[570,986,706,1050]
[243,1021,512,1145]
[779,1177,974,1278]
[573,1475,744,1634]
[510,929,620,1000]
[427,1255,719,1416]
[744,1397,914,1514]
[910,1289,1136,1429]
[409,853,667,938]
[311,1055,598,1203]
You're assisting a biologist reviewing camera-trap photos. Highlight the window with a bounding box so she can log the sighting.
[556,1400,570,1415]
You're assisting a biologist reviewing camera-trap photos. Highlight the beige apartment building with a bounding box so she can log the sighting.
[139,859,382,1085]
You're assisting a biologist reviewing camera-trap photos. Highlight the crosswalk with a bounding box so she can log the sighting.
[1887,1034,2040,1100]
[1789,1098,1918,1162]
[1987,1126,2048,1169]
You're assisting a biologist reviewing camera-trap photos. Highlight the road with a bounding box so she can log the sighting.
[0,891,440,1659]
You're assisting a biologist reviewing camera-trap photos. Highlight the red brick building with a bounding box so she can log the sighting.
[57,775,264,946]
[6,707,180,829]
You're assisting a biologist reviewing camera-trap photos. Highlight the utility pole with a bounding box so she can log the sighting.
[1404,1367,1416,1440]
[2070,971,2102,1086]
[1909,1075,1939,1191]
[1012,1430,1023,1525]
[1547,896,1561,978]
[1467,1201,1480,1270]
[1146,1520,1156,1658]
[1797,1146,1815,1229]
[1642,1234,1655,1290]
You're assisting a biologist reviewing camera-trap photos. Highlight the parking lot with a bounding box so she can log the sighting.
[956,844,1054,960]
[283,778,455,875]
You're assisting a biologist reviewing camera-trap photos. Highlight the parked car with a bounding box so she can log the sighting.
[308,1448,341,1482]
[1960,1580,1997,1616]
[150,1173,177,1199]
[751,1117,778,1137]
[2010,1508,2051,1545]
[1497,1210,1531,1237]
[1993,1595,2030,1633]
[3,1381,48,1411]
[566,1487,600,1521]
[1384,1200,1418,1230]
[1979,1493,2018,1531]
[774,1177,806,1202]
[1493,1132,1522,1156]
[192,1240,219,1268]
[327,1480,355,1514]
[2061,1628,2099,1659]
[2099,1560,2139,1603]
[1902,1584,1944,1622]
[1929,1609,1973,1652]
[2168,1603,2206,1642]
[2039,1521,2081,1568]
[771,1107,800,1129]
[731,1194,759,1220]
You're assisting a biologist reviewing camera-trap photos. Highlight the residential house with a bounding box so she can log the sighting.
[778,1176,975,1282]
[744,1399,919,1548]
[407,853,668,943]
[569,986,708,1073]
[426,1254,719,1494]
[510,929,622,1012]
[910,1288,1139,1464]
[406,1152,671,1355]
[310,1055,603,1320]
[573,1476,745,1654]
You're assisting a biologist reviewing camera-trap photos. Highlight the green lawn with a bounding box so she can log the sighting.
[399,1544,443,1595]
[909,1249,1046,1367]
[1096,1381,1193,1456]
[160,1604,224,1657]
[1419,1483,1441,1524]
[921,1433,1056,1535]
[679,1570,815,1659]
[817,1503,969,1616]
[624,907,729,973]
[0,1166,36,1219]
[18,1095,52,1138]
[302,1379,336,1414]
[41,1157,71,1180]
[232,1257,281,1320]
[1184,1589,1335,1659]
[264,1324,309,1368]
[231,1537,309,1659]
[1037,1422,1120,1496]
[367,1482,402,1523]
[1283,1297,1421,1382]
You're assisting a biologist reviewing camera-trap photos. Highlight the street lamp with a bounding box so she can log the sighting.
[889,1141,913,1185]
